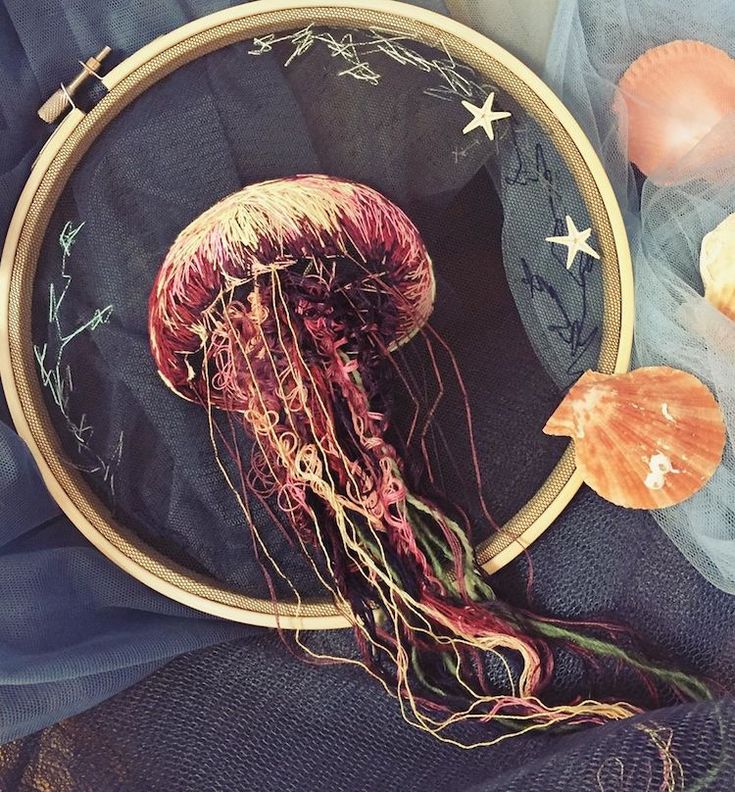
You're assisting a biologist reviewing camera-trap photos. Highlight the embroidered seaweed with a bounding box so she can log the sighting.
[34,221,124,497]
[511,142,600,379]
[249,24,493,101]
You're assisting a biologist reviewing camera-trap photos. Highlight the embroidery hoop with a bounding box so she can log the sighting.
[0,0,633,629]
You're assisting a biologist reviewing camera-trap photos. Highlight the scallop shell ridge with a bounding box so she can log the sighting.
[544,367,726,509]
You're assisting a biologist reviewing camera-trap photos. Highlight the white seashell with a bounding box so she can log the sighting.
[700,212,735,321]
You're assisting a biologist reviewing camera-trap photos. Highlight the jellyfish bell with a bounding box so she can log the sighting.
[149,174,436,412]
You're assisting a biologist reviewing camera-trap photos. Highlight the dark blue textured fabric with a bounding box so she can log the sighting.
[2,494,734,790]
[0,414,249,743]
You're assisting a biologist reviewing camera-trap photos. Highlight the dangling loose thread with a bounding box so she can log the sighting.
[148,175,710,747]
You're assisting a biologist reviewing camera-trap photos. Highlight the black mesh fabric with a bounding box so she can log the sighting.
[1,646,734,792]
[28,21,590,601]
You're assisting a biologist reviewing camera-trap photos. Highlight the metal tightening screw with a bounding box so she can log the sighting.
[37,46,112,124]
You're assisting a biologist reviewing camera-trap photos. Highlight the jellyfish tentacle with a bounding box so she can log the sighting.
[149,175,711,745]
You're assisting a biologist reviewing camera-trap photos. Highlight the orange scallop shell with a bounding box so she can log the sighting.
[614,41,735,181]
[544,367,726,509]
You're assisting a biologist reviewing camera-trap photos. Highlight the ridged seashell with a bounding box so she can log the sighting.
[700,211,735,321]
[544,367,726,509]
[614,41,735,181]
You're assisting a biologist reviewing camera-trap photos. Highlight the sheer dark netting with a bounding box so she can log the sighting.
[30,24,583,602]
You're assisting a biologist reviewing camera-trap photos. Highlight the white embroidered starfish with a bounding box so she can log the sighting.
[461,93,511,141]
[546,215,600,270]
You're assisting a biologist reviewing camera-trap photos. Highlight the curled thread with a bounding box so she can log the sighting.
[149,175,711,747]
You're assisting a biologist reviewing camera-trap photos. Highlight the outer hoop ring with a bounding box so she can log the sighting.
[0,0,634,629]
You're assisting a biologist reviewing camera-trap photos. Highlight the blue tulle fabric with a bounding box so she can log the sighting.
[545,0,735,592]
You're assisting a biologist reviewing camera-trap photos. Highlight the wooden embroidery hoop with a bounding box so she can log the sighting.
[0,0,633,629]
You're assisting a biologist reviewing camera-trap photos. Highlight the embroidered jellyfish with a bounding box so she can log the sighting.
[149,175,709,743]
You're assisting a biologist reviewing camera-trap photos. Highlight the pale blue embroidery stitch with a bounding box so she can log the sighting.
[34,221,124,498]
